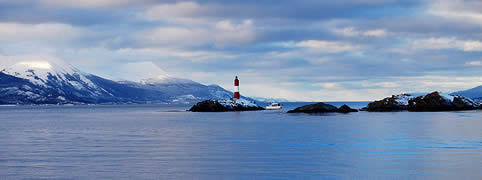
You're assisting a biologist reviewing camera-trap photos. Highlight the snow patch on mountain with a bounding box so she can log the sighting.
[0,55,112,99]
[3,61,55,86]
[1,56,97,89]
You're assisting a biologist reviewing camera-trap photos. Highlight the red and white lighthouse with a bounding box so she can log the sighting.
[234,76,240,99]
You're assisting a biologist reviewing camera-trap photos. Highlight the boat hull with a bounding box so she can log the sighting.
[266,106,282,110]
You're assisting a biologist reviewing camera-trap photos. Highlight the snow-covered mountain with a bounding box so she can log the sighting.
[119,76,255,103]
[451,85,482,102]
[2,59,109,94]
[253,97,292,103]
[0,58,121,104]
[0,57,248,105]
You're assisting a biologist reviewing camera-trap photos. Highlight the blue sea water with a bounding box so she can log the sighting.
[1,103,482,179]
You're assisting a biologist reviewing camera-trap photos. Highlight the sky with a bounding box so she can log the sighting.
[0,0,481,101]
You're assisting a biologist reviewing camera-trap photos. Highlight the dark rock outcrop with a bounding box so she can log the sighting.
[189,100,226,112]
[287,103,357,113]
[338,104,359,113]
[473,98,482,106]
[189,99,265,112]
[366,91,479,112]
[287,102,337,113]
[409,92,478,111]
[365,94,412,112]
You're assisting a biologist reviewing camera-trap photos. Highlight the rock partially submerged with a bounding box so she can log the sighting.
[188,100,225,112]
[338,104,359,113]
[189,99,265,112]
[287,103,358,113]
[366,91,480,112]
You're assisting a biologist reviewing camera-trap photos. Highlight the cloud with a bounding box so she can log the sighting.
[142,2,205,21]
[334,27,387,37]
[138,2,257,48]
[314,82,339,88]
[295,40,360,53]
[0,54,67,69]
[466,61,482,66]
[37,0,153,8]
[364,29,387,37]
[114,47,238,63]
[214,20,256,47]
[428,0,482,26]
[143,27,209,47]
[411,37,482,52]
[140,19,256,48]
[0,23,84,43]
[109,61,169,81]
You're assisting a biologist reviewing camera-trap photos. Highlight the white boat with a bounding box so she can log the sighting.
[266,103,283,110]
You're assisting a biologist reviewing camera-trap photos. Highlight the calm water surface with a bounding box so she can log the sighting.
[1,103,481,179]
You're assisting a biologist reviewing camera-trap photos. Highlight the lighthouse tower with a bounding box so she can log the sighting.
[234,76,240,99]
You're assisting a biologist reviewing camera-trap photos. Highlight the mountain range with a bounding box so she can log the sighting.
[451,86,482,102]
[0,58,252,105]
[0,58,480,105]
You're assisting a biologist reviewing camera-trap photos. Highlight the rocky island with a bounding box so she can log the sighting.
[189,98,265,112]
[287,103,358,113]
[365,91,480,112]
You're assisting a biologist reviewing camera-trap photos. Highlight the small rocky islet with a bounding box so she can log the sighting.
[287,103,358,113]
[189,99,265,112]
[365,91,480,112]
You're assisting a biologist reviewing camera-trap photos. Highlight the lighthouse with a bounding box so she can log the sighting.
[234,76,240,99]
